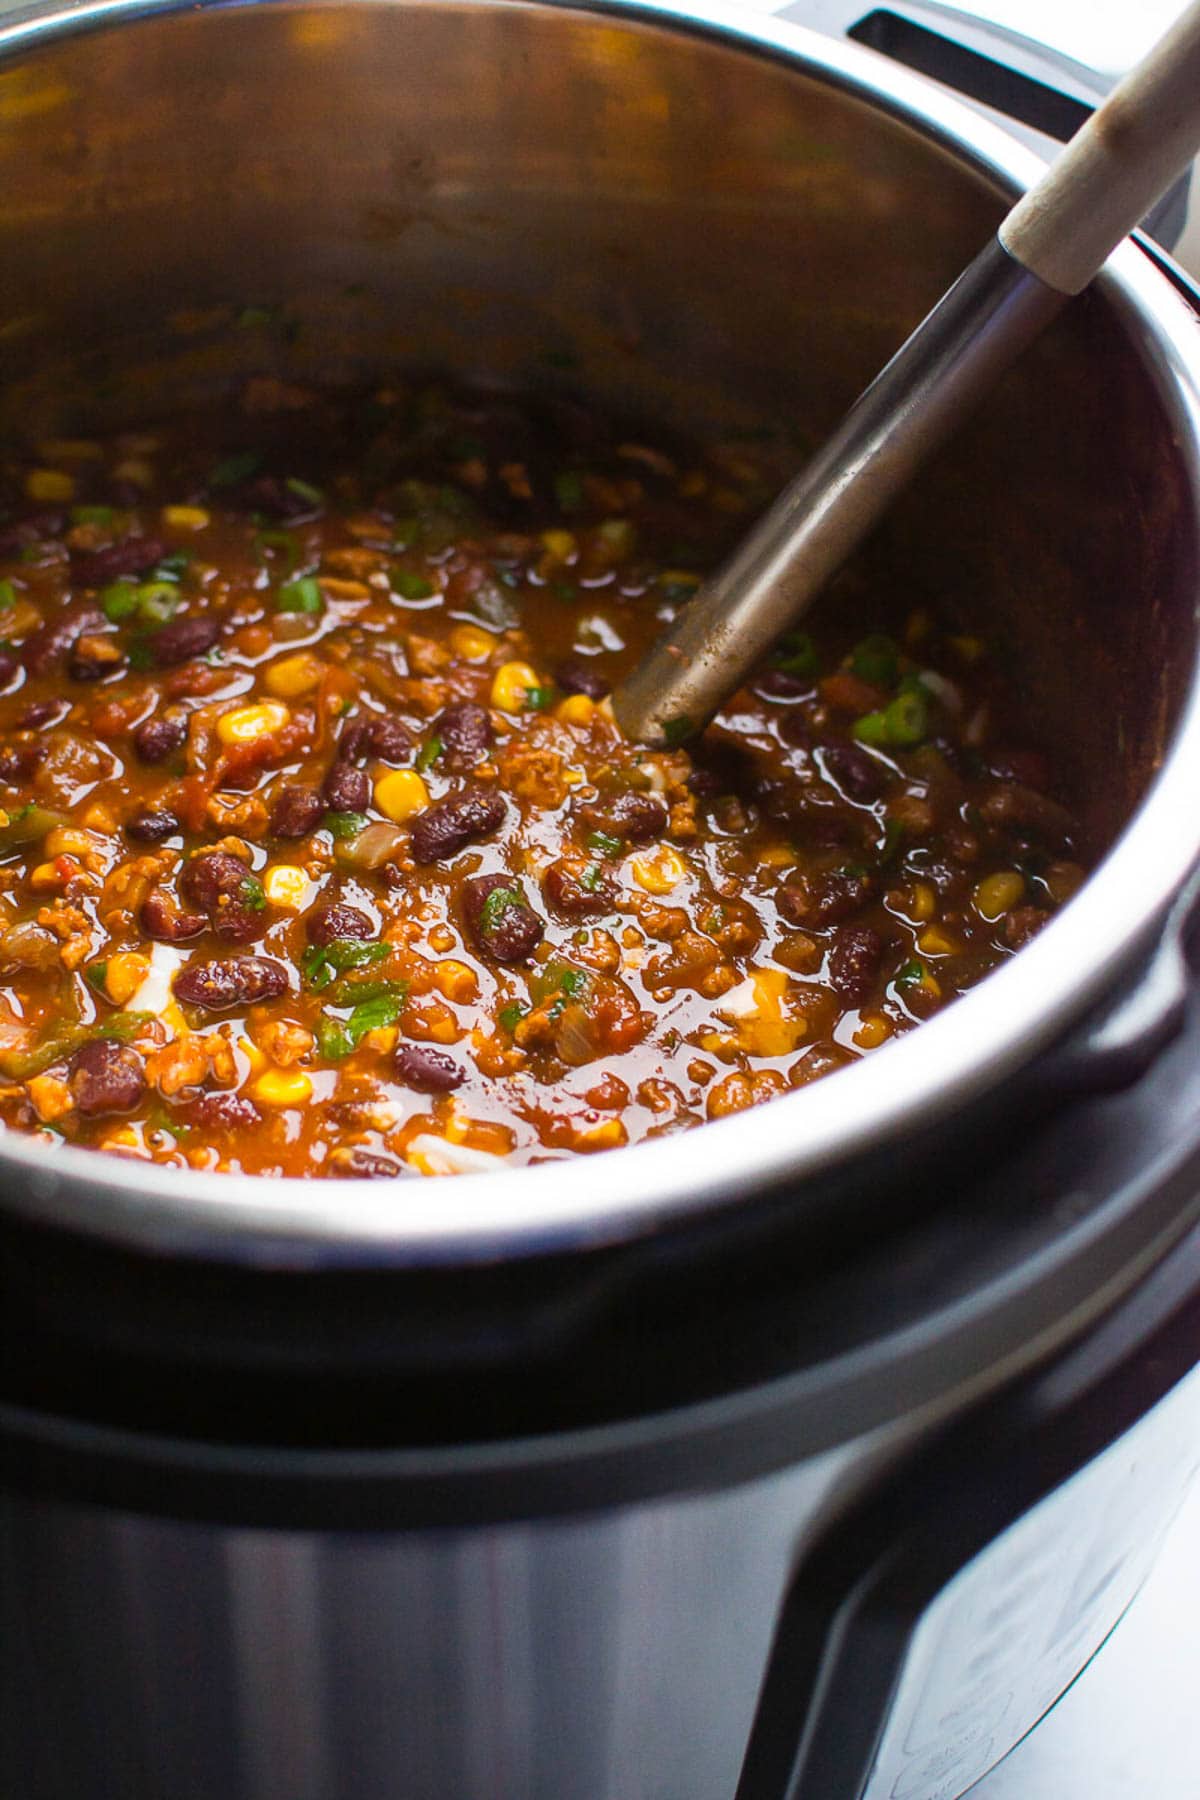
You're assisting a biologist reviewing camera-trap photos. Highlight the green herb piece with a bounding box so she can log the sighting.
[559,967,589,999]
[239,874,266,913]
[554,470,584,513]
[480,884,524,937]
[318,984,408,1058]
[773,630,818,678]
[877,819,905,864]
[587,830,624,860]
[895,960,926,989]
[254,529,301,575]
[285,476,324,507]
[0,1010,152,1081]
[276,575,324,615]
[662,714,695,748]
[0,801,67,853]
[0,580,14,612]
[580,862,602,892]
[152,549,191,583]
[524,685,554,711]
[70,505,115,526]
[85,962,108,992]
[302,937,390,992]
[416,735,442,772]
[316,1017,354,1060]
[101,580,140,622]
[849,633,900,689]
[529,962,590,1007]
[498,1001,526,1034]
[208,450,262,489]
[323,809,368,841]
[135,580,181,624]
[394,570,434,601]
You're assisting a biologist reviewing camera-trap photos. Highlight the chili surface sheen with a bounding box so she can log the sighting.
[0,381,1086,1178]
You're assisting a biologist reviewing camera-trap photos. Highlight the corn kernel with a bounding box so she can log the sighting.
[27,1074,74,1122]
[572,1118,628,1153]
[631,844,688,894]
[24,468,74,502]
[973,870,1026,921]
[37,438,101,463]
[854,1014,893,1050]
[490,660,541,714]
[449,623,498,661]
[917,924,959,957]
[909,882,936,923]
[216,699,290,747]
[555,694,595,726]
[263,864,310,910]
[238,1035,268,1076]
[105,951,150,1005]
[44,826,105,859]
[264,652,324,699]
[539,528,576,562]
[251,1067,313,1107]
[374,768,429,822]
[161,504,210,531]
[434,958,478,1003]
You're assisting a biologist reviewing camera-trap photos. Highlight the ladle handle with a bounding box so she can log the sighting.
[613,0,1200,748]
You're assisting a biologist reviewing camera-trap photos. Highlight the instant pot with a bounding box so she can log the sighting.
[0,1,1199,1796]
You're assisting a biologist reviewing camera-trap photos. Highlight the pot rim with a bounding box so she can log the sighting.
[1,0,1198,1268]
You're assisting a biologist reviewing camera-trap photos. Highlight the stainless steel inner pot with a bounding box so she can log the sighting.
[0,0,1197,1264]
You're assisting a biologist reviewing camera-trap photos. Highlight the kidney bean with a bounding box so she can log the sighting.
[133,713,188,764]
[339,714,413,766]
[182,1091,263,1131]
[436,702,493,769]
[542,858,615,917]
[395,1043,465,1092]
[180,851,255,911]
[0,652,18,690]
[332,1148,411,1180]
[306,902,374,946]
[821,743,888,803]
[17,700,64,730]
[754,668,812,700]
[140,891,206,943]
[575,789,667,845]
[270,784,324,838]
[69,633,125,682]
[409,787,506,864]
[72,535,164,589]
[1004,905,1048,949]
[212,902,265,946]
[779,868,873,929]
[22,605,104,675]
[174,956,289,1010]
[827,926,884,1006]
[0,740,44,784]
[69,1038,146,1116]
[125,809,180,844]
[322,763,371,813]
[979,782,1075,848]
[462,872,544,963]
[555,656,608,700]
[150,615,221,669]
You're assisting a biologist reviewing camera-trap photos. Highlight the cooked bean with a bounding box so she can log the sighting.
[329,1148,411,1179]
[340,714,414,766]
[182,1091,263,1131]
[979,782,1075,847]
[22,605,103,675]
[69,1038,146,1116]
[828,926,884,1005]
[174,956,289,1009]
[125,809,180,844]
[555,656,608,699]
[435,702,493,767]
[180,851,255,911]
[270,784,323,837]
[140,891,205,943]
[462,872,543,963]
[69,633,125,682]
[306,902,374,946]
[322,763,371,813]
[17,700,65,731]
[133,713,188,764]
[821,743,888,803]
[395,1043,465,1091]
[150,615,221,668]
[543,858,615,917]
[779,868,873,929]
[410,787,506,864]
[0,653,18,690]
[0,740,44,784]
[72,536,165,589]
[575,789,667,844]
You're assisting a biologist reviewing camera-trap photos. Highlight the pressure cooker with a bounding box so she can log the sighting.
[0,1,1199,1797]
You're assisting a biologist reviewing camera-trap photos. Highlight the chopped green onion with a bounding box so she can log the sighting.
[524,685,555,711]
[393,571,434,601]
[0,581,14,612]
[580,862,601,892]
[276,576,323,615]
[70,505,115,526]
[152,549,191,583]
[416,735,442,772]
[0,1009,152,1081]
[773,630,818,677]
[318,984,408,1058]
[101,581,140,622]
[497,1001,526,1034]
[852,686,929,750]
[208,450,262,489]
[85,962,108,992]
[323,809,369,841]
[560,967,589,999]
[316,1018,354,1059]
[849,633,900,689]
[285,476,324,507]
[254,529,301,575]
[239,874,266,913]
[135,581,181,624]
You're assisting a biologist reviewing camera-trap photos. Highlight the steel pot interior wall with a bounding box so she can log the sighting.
[0,0,1191,853]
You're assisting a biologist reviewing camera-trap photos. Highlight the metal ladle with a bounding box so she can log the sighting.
[612,0,1200,747]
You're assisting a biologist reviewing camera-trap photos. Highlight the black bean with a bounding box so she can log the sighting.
[335,718,374,764]
[174,956,289,1010]
[22,605,104,675]
[270,784,324,838]
[69,1038,146,1117]
[828,927,884,1006]
[754,669,812,700]
[575,788,667,845]
[821,743,888,803]
[133,713,188,764]
[140,891,206,944]
[150,615,220,669]
[180,851,255,911]
[779,868,873,930]
[555,656,608,700]
[322,763,370,813]
[0,740,43,784]
[72,535,164,589]
[436,702,493,769]
[369,716,414,766]
[306,902,374,946]
[410,787,506,864]
[542,859,615,917]
[182,1091,263,1131]
[462,872,544,964]
[125,809,179,844]
[395,1043,465,1092]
